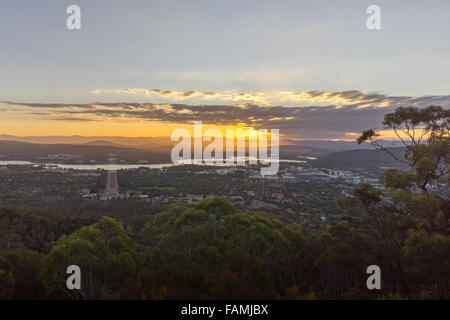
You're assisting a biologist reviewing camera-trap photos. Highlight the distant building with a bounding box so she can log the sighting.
[272,193,285,200]
[186,194,204,202]
[282,173,295,180]
[216,168,235,175]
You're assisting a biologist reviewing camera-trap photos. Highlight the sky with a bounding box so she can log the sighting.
[1,0,450,139]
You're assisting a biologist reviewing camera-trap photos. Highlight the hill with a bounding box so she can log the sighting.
[311,147,407,169]
[285,139,403,152]
[0,140,171,163]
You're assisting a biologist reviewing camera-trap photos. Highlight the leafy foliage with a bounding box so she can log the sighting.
[39,216,137,299]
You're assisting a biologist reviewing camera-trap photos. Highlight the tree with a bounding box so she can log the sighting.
[401,228,450,298]
[341,105,450,298]
[357,105,449,234]
[135,197,305,299]
[0,254,14,299]
[1,248,44,299]
[39,216,137,300]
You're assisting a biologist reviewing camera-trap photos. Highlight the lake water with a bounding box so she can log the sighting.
[0,159,307,170]
[0,161,34,165]
[0,161,177,170]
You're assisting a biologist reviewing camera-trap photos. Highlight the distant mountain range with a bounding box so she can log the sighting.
[0,134,403,152]
[0,134,173,150]
[0,135,408,168]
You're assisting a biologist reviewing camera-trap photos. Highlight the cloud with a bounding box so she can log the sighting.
[2,94,449,139]
[91,88,450,109]
[92,88,270,105]
[1,101,95,109]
